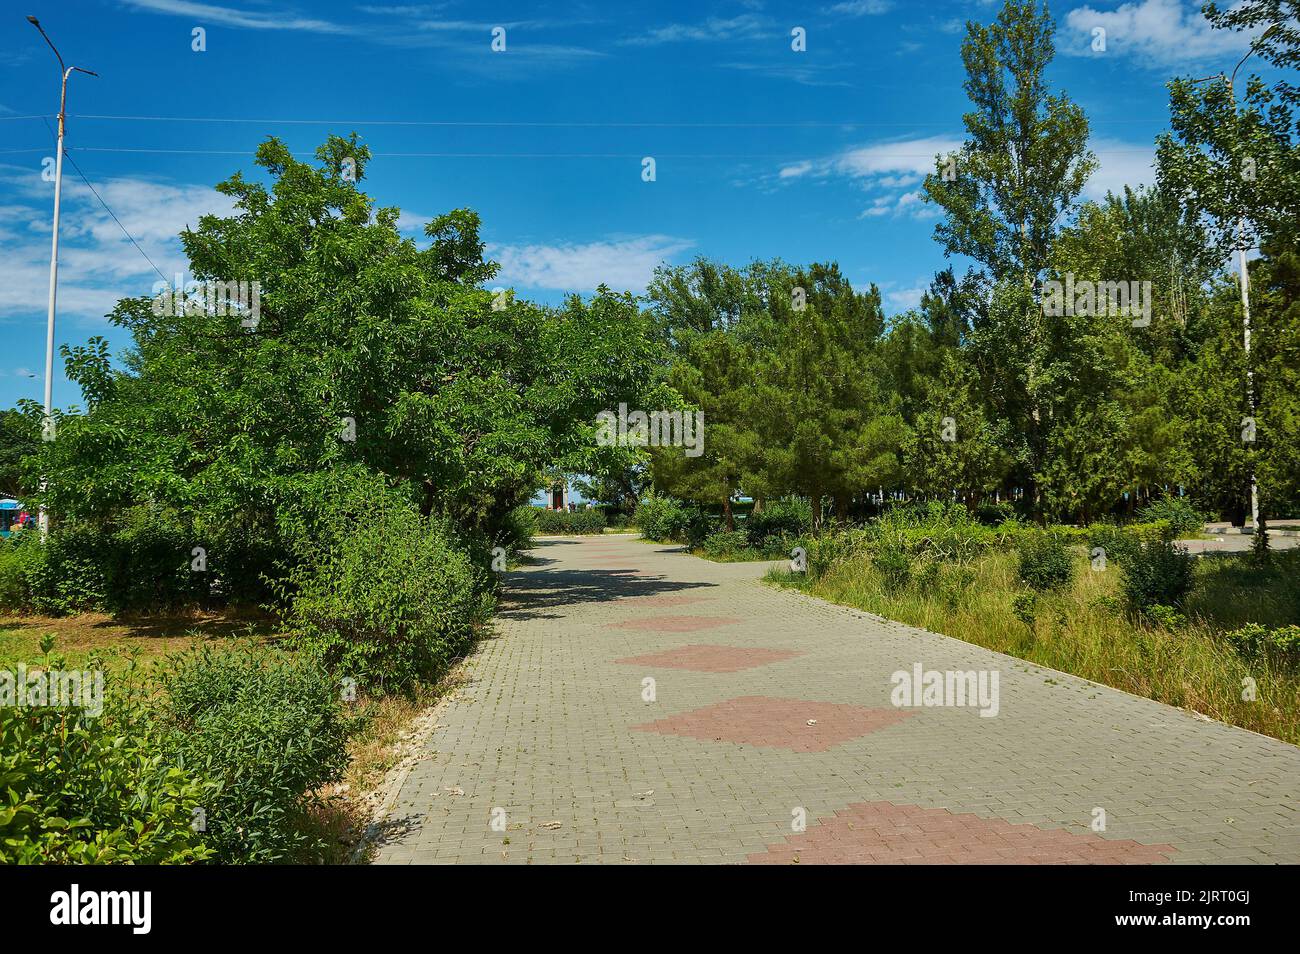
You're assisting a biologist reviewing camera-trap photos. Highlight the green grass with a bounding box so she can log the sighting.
[769,548,1300,746]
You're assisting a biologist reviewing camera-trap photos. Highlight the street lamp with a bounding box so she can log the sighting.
[27,15,97,541]
[1190,22,1280,537]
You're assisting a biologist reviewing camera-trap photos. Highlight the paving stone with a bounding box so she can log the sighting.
[371,534,1300,865]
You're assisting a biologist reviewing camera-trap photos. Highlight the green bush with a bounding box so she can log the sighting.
[698,529,750,559]
[156,646,352,864]
[498,506,536,556]
[532,507,606,535]
[1224,623,1300,665]
[283,494,491,695]
[1121,539,1195,610]
[805,528,870,578]
[0,656,214,864]
[1138,498,1205,539]
[744,499,812,549]
[1087,524,1141,568]
[873,540,914,588]
[1016,532,1075,591]
[871,502,1008,563]
[635,494,702,542]
[20,522,109,615]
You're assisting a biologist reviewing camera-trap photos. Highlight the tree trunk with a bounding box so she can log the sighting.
[722,495,734,532]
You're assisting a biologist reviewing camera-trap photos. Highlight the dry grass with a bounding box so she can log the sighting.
[770,549,1300,746]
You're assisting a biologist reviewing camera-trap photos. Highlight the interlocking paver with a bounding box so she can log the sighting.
[372,534,1300,864]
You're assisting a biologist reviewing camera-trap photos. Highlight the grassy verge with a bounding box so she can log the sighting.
[768,549,1300,745]
[0,609,475,863]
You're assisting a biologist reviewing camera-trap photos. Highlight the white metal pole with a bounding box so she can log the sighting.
[1239,243,1259,534]
[39,69,70,542]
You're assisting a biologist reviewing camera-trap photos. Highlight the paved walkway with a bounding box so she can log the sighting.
[373,535,1300,864]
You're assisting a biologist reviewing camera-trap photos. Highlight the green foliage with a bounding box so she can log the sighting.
[635,494,702,543]
[1121,539,1196,610]
[1088,524,1141,568]
[532,507,607,535]
[17,522,109,616]
[1138,498,1205,539]
[156,646,352,864]
[744,499,812,549]
[698,529,751,560]
[1225,622,1300,665]
[0,657,213,864]
[282,488,491,695]
[1015,532,1075,592]
[1011,591,1038,630]
[872,541,914,589]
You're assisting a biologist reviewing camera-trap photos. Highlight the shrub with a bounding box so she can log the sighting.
[283,495,491,695]
[102,505,203,613]
[498,506,536,556]
[635,494,707,543]
[870,501,1006,563]
[698,529,749,559]
[803,528,870,578]
[1121,539,1195,610]
[873,540,914,589]
[156,646,352,864]
[1015,532,1075,591]
[744,499,812,549]
[533,507,606,535]
[1138,497,1205,539]
[1224,623,1300,665]
[20,521,110,615]
[1087,524,1140,568]
[0,655,214,864]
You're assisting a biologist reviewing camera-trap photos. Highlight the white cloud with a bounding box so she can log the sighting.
[621,14,771,46]
[0,164,231,325]
[490,235,694,293]
[775,136,961,219]
[1086,139,1156,200]
[121,0,354,33]
[1063,0,1252,67]
[826,0,893,16]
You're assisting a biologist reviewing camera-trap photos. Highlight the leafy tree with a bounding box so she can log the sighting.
[923,0,1097,517]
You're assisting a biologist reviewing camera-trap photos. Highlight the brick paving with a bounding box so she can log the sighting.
[372,535,1300,865]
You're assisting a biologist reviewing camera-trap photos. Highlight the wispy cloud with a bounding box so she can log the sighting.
[490,235,694,294]
[0,163,230,325]
[1062,0,1251,67]
[620,13,772,47]
[825,1,893,18]
[120,0,607,66]
[121,0,355,34]
[772,135,960,218]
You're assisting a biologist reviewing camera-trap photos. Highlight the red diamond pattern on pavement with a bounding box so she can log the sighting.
[606,615,743,633]
[632,695,914,751]
[747,801,1177,864]
[615,644,801,673]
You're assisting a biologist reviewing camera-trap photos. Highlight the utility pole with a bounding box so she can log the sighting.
[27,15,97,541]
[1190,23,1279,536]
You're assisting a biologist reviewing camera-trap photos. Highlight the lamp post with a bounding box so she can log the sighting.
[27,15,96,541]
[1190,22,1280,536]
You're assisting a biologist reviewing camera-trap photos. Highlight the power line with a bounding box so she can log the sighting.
[41,116,169,285]
[68,112,1172,128]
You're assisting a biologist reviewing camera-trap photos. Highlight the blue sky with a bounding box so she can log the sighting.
[0,0,1277,412]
